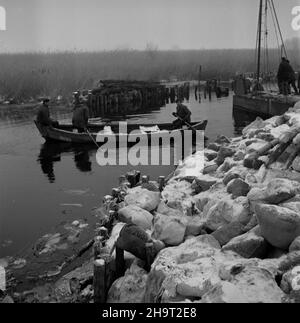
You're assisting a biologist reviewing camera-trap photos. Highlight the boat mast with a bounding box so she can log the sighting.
[256,0,263,86]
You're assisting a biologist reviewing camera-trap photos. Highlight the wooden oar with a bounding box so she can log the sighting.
[173,113,198,132]
[86,128,101,149]
[173,113,208,140]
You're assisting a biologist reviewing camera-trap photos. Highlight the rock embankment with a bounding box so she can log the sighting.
[103,102,300,303]
[4,102,300,304]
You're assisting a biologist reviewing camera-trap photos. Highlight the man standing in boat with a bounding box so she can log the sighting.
[286,60,299,95]
[277,57,290,95]
[72,93,89,133]
[36,98,59,128]
[172,99,192,129]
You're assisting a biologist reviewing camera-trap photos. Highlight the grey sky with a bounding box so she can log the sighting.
[0,0,299,52]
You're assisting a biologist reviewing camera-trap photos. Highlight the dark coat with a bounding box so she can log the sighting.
[176,103,191,122]
[36,104,52,126]
[277,60,295,82]
[72,105,89,129]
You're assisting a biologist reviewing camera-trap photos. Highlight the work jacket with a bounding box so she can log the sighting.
[36,104,52,126]
[72,105,89,129]
[176,104,191,122]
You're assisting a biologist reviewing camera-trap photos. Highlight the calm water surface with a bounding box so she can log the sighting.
[0,90,249,258]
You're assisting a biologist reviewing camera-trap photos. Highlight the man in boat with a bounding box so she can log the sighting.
[72,100,89,133]
[36,98,59,128]
[286,60,299,95]
[111,223,165,278]
[172,99,192,129]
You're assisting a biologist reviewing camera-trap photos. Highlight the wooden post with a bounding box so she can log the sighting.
[93,258,106,303]
[145,242,154,272]
[103,195,113,204]
[142,175,149,184]
[126,170,141,187]
[158,176,165,192]
[112,188,120,198]
[119,175,126,185]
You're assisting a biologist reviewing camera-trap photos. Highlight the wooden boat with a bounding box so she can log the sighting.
[232,0,300,117]
[34,120,208,145]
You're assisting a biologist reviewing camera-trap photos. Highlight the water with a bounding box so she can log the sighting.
[0,90,245,258]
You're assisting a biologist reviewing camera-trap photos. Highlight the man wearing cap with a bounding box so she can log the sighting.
[172,99,192,129]
[72,98,89,133]
[36,99,59,127]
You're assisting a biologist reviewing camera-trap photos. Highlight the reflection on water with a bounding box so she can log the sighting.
[38,143,94,183]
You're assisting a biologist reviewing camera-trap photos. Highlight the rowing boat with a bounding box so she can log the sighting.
[34,120,208,145]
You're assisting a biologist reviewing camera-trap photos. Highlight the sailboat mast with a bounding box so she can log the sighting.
[257,0,263,85]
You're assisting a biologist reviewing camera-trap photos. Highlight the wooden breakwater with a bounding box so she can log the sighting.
[76,80,191,117]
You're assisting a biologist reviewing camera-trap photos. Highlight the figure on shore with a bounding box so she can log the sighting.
[277,57,298,95]
[72,93,89,133]
[36,98,59,127]
[112,223,165,278]
[172,99,192,129]
[286,60,298,95]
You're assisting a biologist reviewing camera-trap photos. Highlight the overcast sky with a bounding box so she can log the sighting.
[0,0,299,52]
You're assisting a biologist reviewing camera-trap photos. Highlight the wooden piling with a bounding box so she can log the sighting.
[142,175,149,184]
[93,258,106,303]
[112,188,120,198]
[158,176,165,192]
[126,170,141,187]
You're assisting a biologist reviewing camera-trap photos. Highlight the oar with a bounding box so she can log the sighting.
[173,113,208,140]
[86,128,101,149]
[173,113,197,131]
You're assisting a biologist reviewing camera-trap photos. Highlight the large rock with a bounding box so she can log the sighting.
[289,236,300,253]
[215,135,231,145]
[125,187,161,212]
[212,222,245,247]
[207,142,221,152]
[223,172,241,185]
[216,147,235,166]
[201,281,248,303]
[185,216,206,237]
[222,226,269,259]
[255,204,300,249]
[242,117,266,136]
[144,235,283,303]
[118,205,153,230]
[280,266,300,295]
[161,180,194,216]
[152,213,187,246]
[292,156,300,172]
[191,175,218,193]
[204,149,218,161]
[156,201,183,217]
[204,197,251,231]
[278,251,300,272]
[217,157,239,173]
[248,178,298,206]
[201,264,284,303]
[107,264,148,303]
[227,178,250,198]
[144,235,222,302]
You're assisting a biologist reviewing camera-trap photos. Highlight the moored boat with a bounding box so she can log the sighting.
[34,120,208,145]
